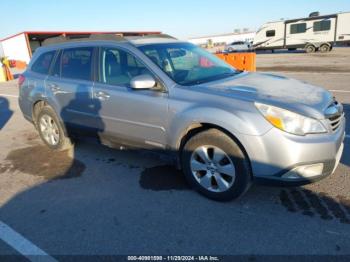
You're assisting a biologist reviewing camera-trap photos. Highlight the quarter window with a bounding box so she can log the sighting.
[290,23,307,34]
[266,30,275,37]
[31,51,55,74]
[314,20,331,32]
[61,47,93,81]
[99,48,153,86]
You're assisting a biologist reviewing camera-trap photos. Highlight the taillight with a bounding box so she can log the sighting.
[18,74,25,88]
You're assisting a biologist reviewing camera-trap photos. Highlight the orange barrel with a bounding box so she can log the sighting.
[215,52,256,72]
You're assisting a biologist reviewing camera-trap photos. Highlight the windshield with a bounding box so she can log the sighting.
[138,43,238,86]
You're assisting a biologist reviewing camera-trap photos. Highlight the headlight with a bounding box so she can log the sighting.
[255,102,327,135]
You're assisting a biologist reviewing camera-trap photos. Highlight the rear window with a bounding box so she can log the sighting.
[314,20,331,32]
[290,23,307,34]
[61,47,93,81]
[31,51,55,74]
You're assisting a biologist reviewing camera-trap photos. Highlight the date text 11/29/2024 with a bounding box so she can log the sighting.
[127,256,220,261]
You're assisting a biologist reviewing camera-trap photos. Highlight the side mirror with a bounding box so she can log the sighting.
[130,74,156,90]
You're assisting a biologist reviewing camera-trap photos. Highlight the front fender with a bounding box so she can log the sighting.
[167,106,272,149]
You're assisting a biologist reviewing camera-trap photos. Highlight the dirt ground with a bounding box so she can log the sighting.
[257,48,350,73]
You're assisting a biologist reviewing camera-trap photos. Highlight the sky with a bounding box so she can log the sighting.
[1,0,350,40]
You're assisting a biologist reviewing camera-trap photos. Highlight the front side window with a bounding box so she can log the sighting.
[139,43,237,86]
[290,23,307,34]
[61,47,93,81]
[99,47,153,86]
[31,51,55,74]
[314,20,331,32]
[266,30,275,37]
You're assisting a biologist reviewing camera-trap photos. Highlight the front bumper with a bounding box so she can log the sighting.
[255,142,344,186]
[240,116,346,185]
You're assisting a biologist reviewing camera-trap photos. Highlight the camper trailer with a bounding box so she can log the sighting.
[253,12,350,53]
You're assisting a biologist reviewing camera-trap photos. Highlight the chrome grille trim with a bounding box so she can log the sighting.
[327,113,343,131]
[325,100,343,132]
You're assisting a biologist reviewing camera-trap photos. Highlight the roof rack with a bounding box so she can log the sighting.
[42,33,176,46]
[132,34,177,40]
[42,34,126,46]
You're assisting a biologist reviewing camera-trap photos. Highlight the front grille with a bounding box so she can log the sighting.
[327,113,344,131]
[325,99,343,132]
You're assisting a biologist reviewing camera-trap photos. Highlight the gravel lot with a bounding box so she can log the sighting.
[0,48,350,259]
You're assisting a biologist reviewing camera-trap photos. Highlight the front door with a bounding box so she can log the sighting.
[92,47,168,148]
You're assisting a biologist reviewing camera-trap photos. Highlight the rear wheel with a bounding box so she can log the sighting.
[319,44,331,53]
[181,129,252,201]
[305,44,316,53]
[36,105,73,151]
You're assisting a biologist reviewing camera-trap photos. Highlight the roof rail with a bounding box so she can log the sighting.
[42,34,126,46]
[136,34,177,39]
[42,33,176,46]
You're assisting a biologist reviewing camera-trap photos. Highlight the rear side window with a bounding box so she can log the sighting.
[31,51,55,74]
[266,30,275,37]
[314,20,331,32]
[61,47,93,81]
[290,23,307,34]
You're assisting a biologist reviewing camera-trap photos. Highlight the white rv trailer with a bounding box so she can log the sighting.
[253,12,350,53]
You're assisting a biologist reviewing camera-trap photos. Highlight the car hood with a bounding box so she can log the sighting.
[197,72,333,119]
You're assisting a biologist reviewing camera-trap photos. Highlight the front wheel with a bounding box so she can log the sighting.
[181,129,252,201]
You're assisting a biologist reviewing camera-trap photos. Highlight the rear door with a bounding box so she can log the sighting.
[46,46,97,131]
[92,46,169,148]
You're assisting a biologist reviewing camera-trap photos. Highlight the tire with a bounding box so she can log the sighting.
[319,44,331,53]
[305,44,316,53]
[181,129,252,201]
[36,105,73,151]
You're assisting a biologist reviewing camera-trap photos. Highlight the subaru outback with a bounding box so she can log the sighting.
[18,34,345,201]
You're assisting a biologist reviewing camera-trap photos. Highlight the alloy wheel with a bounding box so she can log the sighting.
[39,114,60,146]
[190,145,236,192]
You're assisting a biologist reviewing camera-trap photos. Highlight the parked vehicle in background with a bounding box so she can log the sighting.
[18,34,345,201]
[253,11,350,53]
[225,41,252,52]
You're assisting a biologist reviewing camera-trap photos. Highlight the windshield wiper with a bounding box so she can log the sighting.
[182,71,241,86]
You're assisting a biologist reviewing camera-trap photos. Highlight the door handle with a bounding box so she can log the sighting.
[94,91,110,100]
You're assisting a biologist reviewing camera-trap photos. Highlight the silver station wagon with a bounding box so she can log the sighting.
[18,34,345,201]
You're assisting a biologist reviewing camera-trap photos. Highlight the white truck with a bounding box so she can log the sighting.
[253,12,350,53]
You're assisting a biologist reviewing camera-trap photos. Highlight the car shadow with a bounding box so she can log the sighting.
[0,97,13,130]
